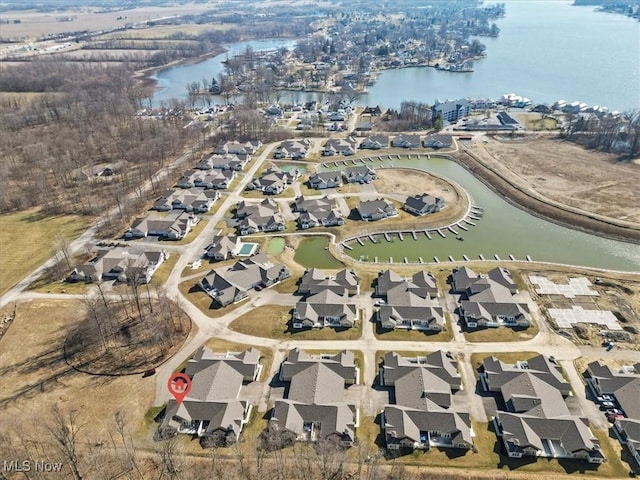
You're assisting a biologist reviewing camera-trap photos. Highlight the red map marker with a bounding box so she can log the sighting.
[168,373,192,405]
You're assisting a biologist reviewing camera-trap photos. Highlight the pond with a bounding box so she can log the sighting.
[266,237,286,255]
[294,237,343,269]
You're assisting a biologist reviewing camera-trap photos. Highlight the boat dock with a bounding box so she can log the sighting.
[448,226,459,235]
[398,232,404,241]
[425,231,431,239]
[457,223,468,231]
[411,231,417,240]
[463,255,470,261]
[383,233,391,242]
[437,229,446,238]
[356,237,364,246]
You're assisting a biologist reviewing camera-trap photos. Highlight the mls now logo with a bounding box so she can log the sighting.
[3,460,63,472]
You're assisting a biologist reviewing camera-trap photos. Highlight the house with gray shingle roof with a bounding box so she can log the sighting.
[67,247,168,284]
[234,199,285,235]
[308,171,343,190]
[126,211,199,240]
[157,347,260,448]
[359,135,389,150]
[322,137,357,156]
[292,290,358,329]
[196,153,249,171]
[459,278,530,328]
[375,270,438,298]
[204,235,242,261]
[267,349,358,447]
[586,361,640,420]
[273,139,311,159]
[356,199,397,221]
[199,254,290,307]
[298,268,360,296]
[614,419,640,470]
[343,166,377,184]
[423,134,453,149]
[381,351,473,452]
[403,193,445,216]
[391,134,421,149]
[247,165,301,195]
[152,188,219,213]
[292,195,344,230]
[176,169,235,190]
[482,355,605,463]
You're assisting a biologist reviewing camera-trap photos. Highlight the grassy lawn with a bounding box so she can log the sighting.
[178,278,249,318]
[463,322,538,343]
[229,305,363,341]
[373,323,453,342]
[470,352,539,378]
[149,253,179,286]
[171,219,208,245]
[215,219,236,236]
[29,277,90,295]
[0,209,90,296]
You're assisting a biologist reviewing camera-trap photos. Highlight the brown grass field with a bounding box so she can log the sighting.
[0,209,90,296]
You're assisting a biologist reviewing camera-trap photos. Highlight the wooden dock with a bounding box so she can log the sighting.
[356,237,364,246]
[398,232,404,241]
[526,255,532,262]
[479,254,485,261]
[343,243,353,250]
[448,226,459,235]
[448,255,455,262]
[437,230,446,238]
[411,231,417,240]
[434,256,440,263]
[383,233,391,242]
[403,257,408,263]
[419,257,424,264]
[463,255,470,261]
[457,223,468,231]
[368,234,377,243]
[494,254,501,260]
[464,219,476,226]
[425,231,432,239]
[509,254,516,261]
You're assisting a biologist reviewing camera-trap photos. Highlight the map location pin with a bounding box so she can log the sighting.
[168,373,192,405]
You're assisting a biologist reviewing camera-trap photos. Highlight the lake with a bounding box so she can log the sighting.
[152,0,640,111]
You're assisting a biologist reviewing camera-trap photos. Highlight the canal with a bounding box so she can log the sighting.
[328,157,640,272]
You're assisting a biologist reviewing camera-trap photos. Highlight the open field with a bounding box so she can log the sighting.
[468,137,640,228]
[463,324,539,343]
[229,305,363,341]
[98,23,234,40]
[0,4,214,40]
[0,209,90,296]
[374,324,453,342]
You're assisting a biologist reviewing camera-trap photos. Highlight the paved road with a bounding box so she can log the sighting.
[4,134,640,427]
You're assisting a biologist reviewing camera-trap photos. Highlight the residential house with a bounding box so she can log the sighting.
[382,351,473,452]
[267,349,358,447]
[403,193,445,216]
[67,247,167,284]
[292,195,333,213]
[432,99,472,123]
[298,268,360,296]
[274,139,312,159]
[292,290,358,329]
[199,254,290,307]
[293,195,344,230]
[391,134,421,149]
[214,140,261,156]
[359,135,389,150]
[355,199,397,221]
[482,355,604,464]
[377,289,444,331]
[205,235,242,261]
[152,189,219,213]
[235,199,285,236]
[586,361,640,420]
[375,270,439,299]
[343,166,377,184]
[458,278,530,329]
[157,347,261,447]
[247,165,301,195]
[450,266,481,293]
[487,267,518,294]
[126,211,199,240]
[362,105,382,116]
[196,154,249,171]
[423,134,453,149]
[176,169,235,190]
[322,137,357,156]
[308,171,343,190]
[614,419,640,470]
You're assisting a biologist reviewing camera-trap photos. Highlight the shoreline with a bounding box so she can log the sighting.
[451,149,640,245]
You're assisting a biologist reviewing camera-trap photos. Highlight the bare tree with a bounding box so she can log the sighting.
[46,407,84,480]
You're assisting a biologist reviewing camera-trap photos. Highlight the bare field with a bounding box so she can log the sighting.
[97,23,235,40]
[475,137,640,224]
[0,209,90,296]
[0,299,155,442]
[52,48,164,60]
[0,4,213,40]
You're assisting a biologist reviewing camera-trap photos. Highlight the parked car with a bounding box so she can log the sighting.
[601,394,614,402]
[254,285,263,291]
[142,368,156,378]
[600,401,615,410]
[374,299,386,306]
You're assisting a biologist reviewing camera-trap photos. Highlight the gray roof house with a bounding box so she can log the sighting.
[292,195,333,213]
[273,139,311,159]
[268,349,358,447]
[459,278,530,329]
[391,134,421,149]
[586,361,640,420]
[308,171,343,190]
[196,154,249,171]
[359,135,389,150]
[381,351,473,452]
[247,165,301,195]
[322,137,357,156]
[356,199,398,221]
[298,208,344,230]
[68,247,167,284]
[235,199,285,236]
[298,268,360,296]
[199,254,290,307]
[403,193,445,216]
[343,166,377,184]
[292,290,358,329]
[204,235,242,261]
[157,347,260,448]
[482,355,605,464]
[614,419,640,470]
[450,266,480,293]
[487,267,518,294]
[214,140,261,156]
[152,188,219,213]
[423,134,453,149]
[375,270,438,298]
[176,169,235,190]
[126,211,199,240]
